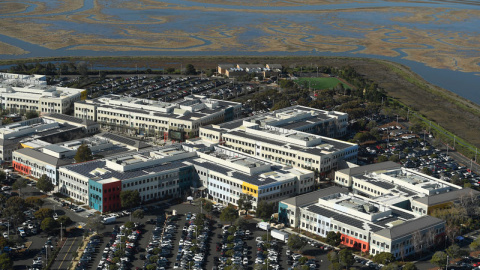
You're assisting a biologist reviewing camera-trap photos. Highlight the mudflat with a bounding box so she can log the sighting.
[0,0,479,74]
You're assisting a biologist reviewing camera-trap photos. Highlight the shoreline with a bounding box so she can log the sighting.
[1,55,479,148]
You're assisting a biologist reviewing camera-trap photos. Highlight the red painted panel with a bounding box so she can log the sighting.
[102,180,122,212]
[13,161,31,175]
[341,233,369,253]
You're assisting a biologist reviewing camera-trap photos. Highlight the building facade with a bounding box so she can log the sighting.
[200,121,357,178]
[59,145,197,211]
[12,133,147,185]
[74,95,241,141]
[279,187,445,257]
[0,73,86,114]
[183,144,315,209]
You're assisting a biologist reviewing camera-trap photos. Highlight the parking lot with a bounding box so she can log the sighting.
[70,200,341,270]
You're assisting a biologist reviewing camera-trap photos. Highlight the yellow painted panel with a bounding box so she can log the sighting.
[21,143,33,149]
[428,202,453,215]
[242,182,258,198]
[80,90,88,100]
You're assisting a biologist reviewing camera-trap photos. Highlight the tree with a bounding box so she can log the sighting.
[430,251,448,268]
[85,214,105,233]
[120,190,141,209]
[338,249,355,270]
[402,262,418,270]
[220,205,238,225]
[0,253,13,270]
[271,100,291,111]
[421,167,432,175]
[458,190,479,217]
[12,178,27,196]
[377,155,389,162]
[132,209,145,220]
[279,80,294,89]
[373,252,395,265]
[2,206,25,227]
[57,215,72,226]
[25,110,39,119]
[0,170,6,183]
[446,244,468,259]
[412,230,424,255]
[34,208,54,221]
[37,174,54,193]
[77,62,88,77]
[6,196,26,210]
[389,155,400,162]
[326,231,342,246]
[25,196,44,207]
[237,194,253,215]
[185,64,196,75]
[470,237,480,251]
[41,217,58,233]
[234,217,249,230]
[287,234,305,252]
[256,201,275,221]
[327,251,342,270]
[203,199,213,216]
[382,263,400,270]
[74,144,93,163]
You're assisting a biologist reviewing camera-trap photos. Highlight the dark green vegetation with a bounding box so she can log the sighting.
[74,144,93,163]
[294,77,351,91]
[120,190,141,209]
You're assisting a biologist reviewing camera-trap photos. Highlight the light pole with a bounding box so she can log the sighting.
[60,222,63,241]
[446,255,449,270]
[267,227,269,270]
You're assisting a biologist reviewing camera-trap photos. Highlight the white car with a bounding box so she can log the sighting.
[2,232,8,239]
[243,257,248,265]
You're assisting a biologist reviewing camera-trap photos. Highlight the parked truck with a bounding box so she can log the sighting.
[271,229,289,242]
[102,216,116,224]
[257,222,271,231]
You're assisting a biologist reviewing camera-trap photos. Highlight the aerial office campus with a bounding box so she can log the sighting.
[1,71,473,264]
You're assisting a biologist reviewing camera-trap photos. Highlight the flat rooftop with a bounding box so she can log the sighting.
[81,94,240,121]
[219,105,347,131]
[227,128,356,155]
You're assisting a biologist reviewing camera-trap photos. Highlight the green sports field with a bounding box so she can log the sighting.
[294,77,351,90]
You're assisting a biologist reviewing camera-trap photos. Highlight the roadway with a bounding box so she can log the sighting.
[50,236,82,270]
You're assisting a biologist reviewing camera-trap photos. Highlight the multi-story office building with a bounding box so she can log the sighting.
[0,117,90,162]
[183,144,315,209]
[12,132,149,185]
[334,162,464,212]
[57,140,315,213]
[411,188,480,215]
[200,120,357,178]
[278,187,445,258]
[74,94,242,141]
[217,64,282,78]
[0,74,86,114]
[59,145,197,210]
[219,105,348,139]
[0,72,46,87]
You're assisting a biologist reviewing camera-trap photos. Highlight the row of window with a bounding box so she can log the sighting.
[353,181,385,196]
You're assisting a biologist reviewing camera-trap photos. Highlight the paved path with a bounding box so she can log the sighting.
[50,237,81,270]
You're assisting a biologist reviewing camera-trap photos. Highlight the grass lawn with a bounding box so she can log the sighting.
[294,77,351,90]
